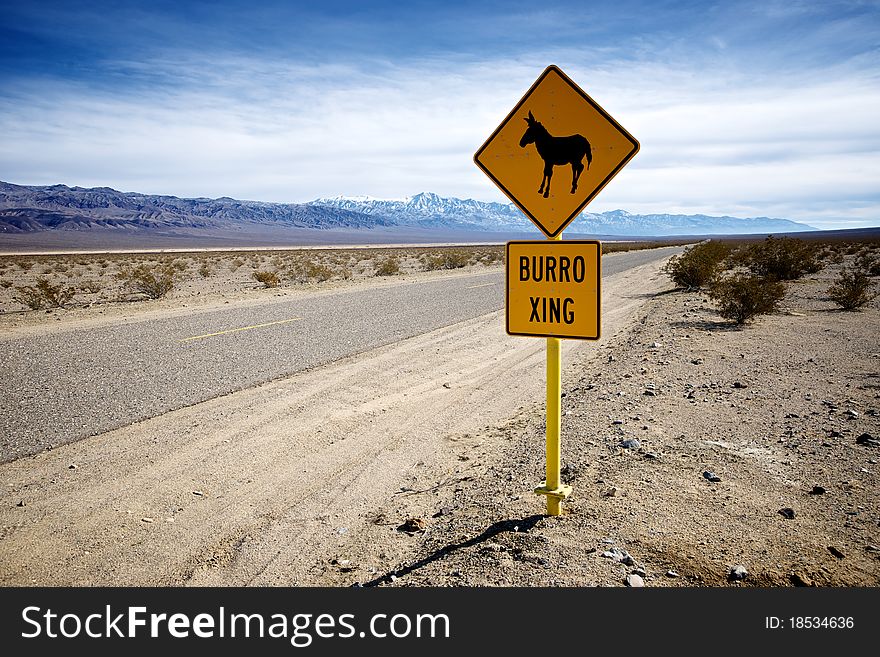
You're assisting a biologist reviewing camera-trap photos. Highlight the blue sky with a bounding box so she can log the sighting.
[1,1,878,229]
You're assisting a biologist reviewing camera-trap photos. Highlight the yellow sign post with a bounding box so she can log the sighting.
[474,64,638,516]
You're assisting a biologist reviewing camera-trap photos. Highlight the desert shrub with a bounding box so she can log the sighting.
[0,279,11,289]
[198,264,212,278]
[119,265,175,299]
[663,241,731,289]
[17,261,34,271]
[827,267,876,310]
[707,274,786,325]
[286,261,309,284]
[480,249,504,265]
[856,252,880,277]
[252,270,280,288]
[424,250,471,270]
[286,259,335,283]
[335,265,352,280]
[738,236,821,281]
[79,281,102,294]
[306,262,334,282]
[14,287,45,310]
[229,258,244,272]
[375,256,401,276]
[14,278,76,309]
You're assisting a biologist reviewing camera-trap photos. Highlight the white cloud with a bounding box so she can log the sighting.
[1,51,878,228]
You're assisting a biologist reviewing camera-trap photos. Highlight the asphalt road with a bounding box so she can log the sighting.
[0,246,679,462]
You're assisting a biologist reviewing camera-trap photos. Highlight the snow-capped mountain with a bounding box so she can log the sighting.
[309,193,815,235]
[571,209,815,236]
[309,192,530,231]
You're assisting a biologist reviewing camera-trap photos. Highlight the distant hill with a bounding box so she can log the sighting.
[0,181,386,233]
[1,181,815,237]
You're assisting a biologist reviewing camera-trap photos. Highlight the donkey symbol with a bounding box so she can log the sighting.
[519,110,592,198]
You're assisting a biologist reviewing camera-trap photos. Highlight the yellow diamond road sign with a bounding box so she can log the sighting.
[507,240,601,340]
[475,65,639,238]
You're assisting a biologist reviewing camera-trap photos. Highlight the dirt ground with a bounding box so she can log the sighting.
[0,245,502,319]
[0,247,877,587]
[344,256,880,588]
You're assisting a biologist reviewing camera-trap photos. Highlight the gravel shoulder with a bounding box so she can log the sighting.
[364,262,880,588]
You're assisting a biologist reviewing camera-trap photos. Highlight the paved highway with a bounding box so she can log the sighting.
[0,246,679,462]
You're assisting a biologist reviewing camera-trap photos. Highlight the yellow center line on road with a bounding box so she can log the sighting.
[466,282,497,289]
[179,317,303,343]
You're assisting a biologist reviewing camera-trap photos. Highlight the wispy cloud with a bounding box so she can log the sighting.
[1,1,878,228]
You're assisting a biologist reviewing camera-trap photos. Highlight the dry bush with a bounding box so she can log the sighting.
[479,249,504,265]
[287,261,309,284]
[198,264,212,278]
[0,280,11,289]
[306,262,334,282]
[253,270,280,288]
[118,265,175,299]
[737,236,822,281]
[707,274,786,325]
[375,256,401,276]
[17,261,34,271]
[229,258,244,272]
[856,252,880,277]
[827,267,876,310]
[285,258,333,283]
[79,281,102,294]
[424,250,471,270]
[664,241,732,289]
[14,278,76,309]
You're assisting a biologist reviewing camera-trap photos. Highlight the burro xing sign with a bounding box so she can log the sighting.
[474,64,638,516]
[507,240,600,340]
[474,64,639,239]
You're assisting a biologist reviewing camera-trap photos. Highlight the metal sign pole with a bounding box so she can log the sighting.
[545,335,563,515]
[536,233,571,516]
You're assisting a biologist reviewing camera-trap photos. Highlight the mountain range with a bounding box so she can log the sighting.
[0,181,815,238]
[309,192,815,235]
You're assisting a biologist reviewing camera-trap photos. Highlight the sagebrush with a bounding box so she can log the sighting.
[664,241,731,289]
[253,270,281,288]
[736,236,822,281]
[827,267,876,310]
[118,265,175,299]
[14,278,76,309]
[375,256,400,276]
[708,274,786,324]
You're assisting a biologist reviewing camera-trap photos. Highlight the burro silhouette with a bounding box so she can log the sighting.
[519,110,592,198]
